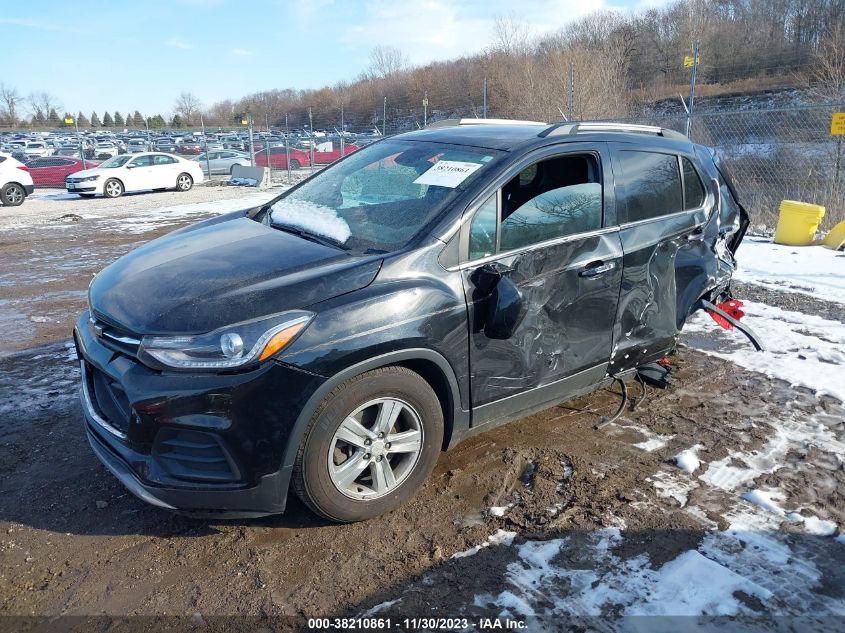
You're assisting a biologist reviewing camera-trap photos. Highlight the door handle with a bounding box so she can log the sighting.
[578,261,616,278]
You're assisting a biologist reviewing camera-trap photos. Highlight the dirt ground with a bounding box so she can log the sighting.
[0,189,843,631]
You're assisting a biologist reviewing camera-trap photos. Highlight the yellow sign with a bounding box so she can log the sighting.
[240,118,249,125]
[64,117,74,125]
[831,113,845,135]
[684,54,699,68]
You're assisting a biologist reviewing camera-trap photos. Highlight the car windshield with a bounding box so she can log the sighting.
[267,139,501,253]
[98,155,132,168]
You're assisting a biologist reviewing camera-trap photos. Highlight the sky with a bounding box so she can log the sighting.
[0,0,663,118]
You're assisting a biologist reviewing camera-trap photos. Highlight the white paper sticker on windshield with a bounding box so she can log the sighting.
[413,160,484,188]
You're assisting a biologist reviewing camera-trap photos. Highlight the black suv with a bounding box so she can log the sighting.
[75,120,748,521]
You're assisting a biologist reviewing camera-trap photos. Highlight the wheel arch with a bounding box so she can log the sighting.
[279,348,467,475]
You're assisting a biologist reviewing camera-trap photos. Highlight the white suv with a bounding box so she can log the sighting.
[0,153,35,206]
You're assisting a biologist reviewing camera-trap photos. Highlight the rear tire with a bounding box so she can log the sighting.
[103,179,123,198]
[292,366,443,523]
[176,173,193,191]
[290,159,301,170]
[0,183,26,206]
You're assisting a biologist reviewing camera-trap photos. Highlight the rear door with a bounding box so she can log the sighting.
[609,144,714,372]
[458,144,624,424]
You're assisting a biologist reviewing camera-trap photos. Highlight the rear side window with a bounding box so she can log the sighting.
[617,150,682,223]
[0,156,6,164]
[682,157,705,209]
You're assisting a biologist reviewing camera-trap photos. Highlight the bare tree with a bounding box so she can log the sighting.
[491,14,534,55]
[811,22,845,99]
[367,46,409,80]
[174,91,203,125]
[0,83,20,125]
[27,91,62,121]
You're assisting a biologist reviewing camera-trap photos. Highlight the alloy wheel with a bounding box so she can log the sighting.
[5,185,24,205]
[327,397,424,500]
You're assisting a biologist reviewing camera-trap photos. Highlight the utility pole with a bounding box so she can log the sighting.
[71,116,87,170]
[200,113,211,179]
[686,40,700,138]
[340,102,345,157]
[568,63,575,121]
[308,107,315,176]
[423,91,428,127]
[247,115,255,167]
[382,96,387,136]
[264,112,271,186]
[483,78,488,118]
[285,112,291,185]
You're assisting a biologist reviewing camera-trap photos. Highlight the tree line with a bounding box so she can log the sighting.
[3,0,845,132]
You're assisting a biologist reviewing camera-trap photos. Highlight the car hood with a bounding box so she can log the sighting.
[70,167,108,178]
[89,216,382,335]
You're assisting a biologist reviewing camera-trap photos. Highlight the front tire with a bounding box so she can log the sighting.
[176,173,193,191]
[292,366,443,522]
[290,159,301,170]
[0,183,26,206]
[103,178,123,198]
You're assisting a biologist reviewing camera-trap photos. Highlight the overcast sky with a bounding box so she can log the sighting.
[1,0,664,117]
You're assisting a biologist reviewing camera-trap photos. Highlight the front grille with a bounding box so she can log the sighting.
[89,316,141,359]
[153,429,241,483]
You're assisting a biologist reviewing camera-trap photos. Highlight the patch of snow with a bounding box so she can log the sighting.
[741,488,787,516]
[359,598,401,617]
[683,300,845,402]
[786,512,838,536]
[451,529,517,559]
[489,506,510,517]
[675,444,704,474]
[734,239,845,305]
[613,422,673,452]
[270,199,351,244]
[648,470,697,507]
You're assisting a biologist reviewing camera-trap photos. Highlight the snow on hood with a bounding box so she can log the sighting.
[270,199,351,244]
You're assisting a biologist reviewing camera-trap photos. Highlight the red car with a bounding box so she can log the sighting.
[179,142,203,155]
[254,146,312,170]
[313,143,359,164]
[25,157,97,188]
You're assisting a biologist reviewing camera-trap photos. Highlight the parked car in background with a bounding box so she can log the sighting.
[65,152,204,198]
[193,150,252,175]
[26,156,94,188]
[154,138,177,153]
[56,145,85,159]
[23,141,54,158]
[179,141,203,155]
[254,146,311,170]
[95,142,119,160]
[127,138,149,153]
[313,142,360,164]
[0,153,34,206]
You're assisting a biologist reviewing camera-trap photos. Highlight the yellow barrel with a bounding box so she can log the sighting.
[773,200,826,246]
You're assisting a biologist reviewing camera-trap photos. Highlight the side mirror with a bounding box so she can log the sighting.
[484,273,526,340]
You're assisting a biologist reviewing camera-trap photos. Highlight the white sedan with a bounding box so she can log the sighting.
[65,152,205,198]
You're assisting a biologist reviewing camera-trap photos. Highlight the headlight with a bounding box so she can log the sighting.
[76,175,99,182]
[138,311,313,371]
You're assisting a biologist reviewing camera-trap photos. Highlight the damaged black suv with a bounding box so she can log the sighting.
[75,120,748,521]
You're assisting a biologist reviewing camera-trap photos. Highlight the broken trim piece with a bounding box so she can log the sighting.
[697,299,766,352]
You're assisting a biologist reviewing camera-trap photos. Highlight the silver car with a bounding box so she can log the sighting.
[193,150,252,175]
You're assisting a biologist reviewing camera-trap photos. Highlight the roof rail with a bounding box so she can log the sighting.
[427,118,547,129]
[539,121,688,141]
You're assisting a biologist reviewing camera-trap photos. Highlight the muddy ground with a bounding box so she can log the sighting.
[0,190,843,631]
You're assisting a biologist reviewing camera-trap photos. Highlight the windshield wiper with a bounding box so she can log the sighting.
[270,222,348,250]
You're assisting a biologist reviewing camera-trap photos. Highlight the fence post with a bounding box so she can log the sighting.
[200,114,211,179]
[423,91,428,127]
[340,102,345,158]
[483,78,488,118]
[685,40,700,138]
[383,96,387,136]
[308,106,315,177]
[568,63,575,121]
[265,112,271,186]
[285,112,291,185]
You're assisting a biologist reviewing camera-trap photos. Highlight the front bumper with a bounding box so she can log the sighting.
[74,311,325,516]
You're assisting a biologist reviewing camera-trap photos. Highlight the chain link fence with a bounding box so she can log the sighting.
[621,103,845,230]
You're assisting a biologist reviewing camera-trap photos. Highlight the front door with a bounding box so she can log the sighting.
[459,146,623,425]
[123,155,155,191]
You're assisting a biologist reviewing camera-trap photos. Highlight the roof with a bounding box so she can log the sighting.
[394,120,694,153]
